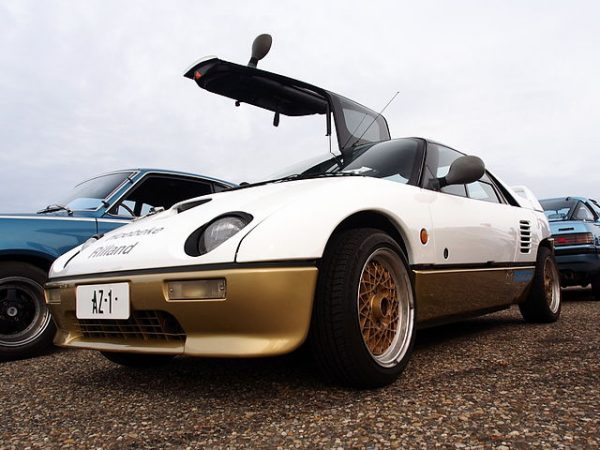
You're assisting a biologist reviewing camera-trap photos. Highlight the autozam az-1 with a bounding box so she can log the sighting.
[46,35,561,387]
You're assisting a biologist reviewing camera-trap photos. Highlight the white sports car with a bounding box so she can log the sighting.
[46,36,561,387]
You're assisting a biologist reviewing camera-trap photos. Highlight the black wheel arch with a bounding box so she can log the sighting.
[516,238,557,302]
[0,251,55,273]
[322,210,410,265]
[538,237,556,255]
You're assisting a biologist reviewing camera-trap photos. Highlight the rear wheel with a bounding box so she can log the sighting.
[519,246,561,323]
[101,351,175,368]
[0,262,56,359]
[310,228,415,388]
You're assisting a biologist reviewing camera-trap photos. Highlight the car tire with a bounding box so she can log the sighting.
[310,228,416,388]
[519,246,561,323]
[0,262,56,360]
[101,351,175,368]
[591,274,600,301]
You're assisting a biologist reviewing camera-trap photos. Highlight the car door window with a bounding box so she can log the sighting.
[573,203,595,221]
[109,176,213,218]
[466,181,501,203]
[586,200,600,220]
[423,143,467,197]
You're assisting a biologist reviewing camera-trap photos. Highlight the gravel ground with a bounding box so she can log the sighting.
[1,289,599,449]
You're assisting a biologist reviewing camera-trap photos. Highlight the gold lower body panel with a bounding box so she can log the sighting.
[46,264,534,357]
[414,266,534,324]
[46,267,318,357]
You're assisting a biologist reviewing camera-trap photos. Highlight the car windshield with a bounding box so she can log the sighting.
[541,198,578,221]
[58,172,133,211]
[270,138,421,184]
[589,199,600,217]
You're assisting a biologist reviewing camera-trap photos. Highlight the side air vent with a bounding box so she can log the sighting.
[176,198,212,213]
[519,220,532,254]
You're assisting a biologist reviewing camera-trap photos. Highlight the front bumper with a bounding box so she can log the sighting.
[45,265,318,357]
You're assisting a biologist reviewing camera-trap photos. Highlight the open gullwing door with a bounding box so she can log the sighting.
[184,35,390,154]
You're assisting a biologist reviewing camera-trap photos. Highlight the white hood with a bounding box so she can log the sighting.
[51,177,407,278]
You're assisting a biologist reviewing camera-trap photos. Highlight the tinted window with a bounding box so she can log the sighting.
[573,203,595,221]
[61,172,133,210]
[342,108,383,144]
[342,139,420,184]
[434,146,462,178]
[424,143,467,197]
[442,184,467,197]
[589,200,600,217]
[270,138,422,186]
[331,95,391,149]
[110,176,213,217]
[467,181,501,203]
[541,198,578,221]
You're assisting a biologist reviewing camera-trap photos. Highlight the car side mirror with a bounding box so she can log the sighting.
[437,155,486,189]
[248,34,272,68]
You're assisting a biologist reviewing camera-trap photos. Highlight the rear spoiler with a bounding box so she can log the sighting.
[510,185,544,212]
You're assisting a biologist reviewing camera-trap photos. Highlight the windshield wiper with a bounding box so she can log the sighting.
[37,204,74,215]
[228,171,362,192]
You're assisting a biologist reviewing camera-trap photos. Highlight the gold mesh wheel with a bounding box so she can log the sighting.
[544,258,560,314]
[357,248,414,367]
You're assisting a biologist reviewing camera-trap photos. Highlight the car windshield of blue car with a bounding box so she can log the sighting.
[58,172,133,211]
[589,199,600,217]
[540,198,579,221]
[271,139,420,185]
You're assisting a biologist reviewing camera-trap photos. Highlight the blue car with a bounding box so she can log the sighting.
[0,169,234,358]
[540,196,600,299]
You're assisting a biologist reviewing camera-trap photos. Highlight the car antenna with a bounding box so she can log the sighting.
[342,91,399,151]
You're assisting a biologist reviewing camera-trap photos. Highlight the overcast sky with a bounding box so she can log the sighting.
[1,0,599,212]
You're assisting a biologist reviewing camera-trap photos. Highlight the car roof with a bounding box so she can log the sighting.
[540,196,590,203]
[78,168,235,187]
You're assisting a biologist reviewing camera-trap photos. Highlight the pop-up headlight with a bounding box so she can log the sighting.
[185,213,252,256]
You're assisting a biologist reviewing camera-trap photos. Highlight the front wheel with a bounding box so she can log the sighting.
[310,228,416,388]
[0,262,56,360]
[519,246,561,323]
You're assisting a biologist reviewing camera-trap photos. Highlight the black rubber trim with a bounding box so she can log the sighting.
[411,261,535,271]
[417,305,510,330]
[554,247,599,256]
[48,259,318,283]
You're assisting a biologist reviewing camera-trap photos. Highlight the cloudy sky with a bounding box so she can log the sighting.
[1,0,599,212]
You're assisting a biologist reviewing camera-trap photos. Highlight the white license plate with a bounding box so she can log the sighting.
[76,283,130,320]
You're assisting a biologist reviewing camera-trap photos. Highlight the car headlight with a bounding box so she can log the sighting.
[185,213,253,256]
